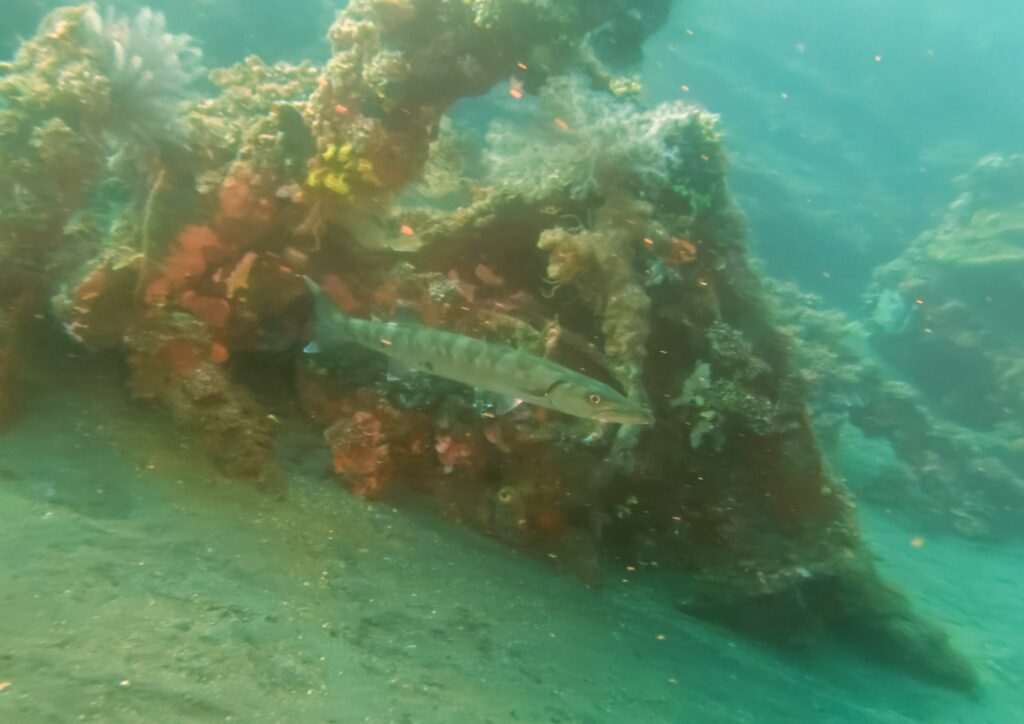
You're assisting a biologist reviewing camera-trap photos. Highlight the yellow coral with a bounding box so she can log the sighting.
[609,76,643,98]
[307,139,373,196]
[306,167,326,187]
[322,172,350,195]
[355,158,380,186]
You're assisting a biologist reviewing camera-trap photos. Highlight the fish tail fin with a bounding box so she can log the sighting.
[302,275,352,351]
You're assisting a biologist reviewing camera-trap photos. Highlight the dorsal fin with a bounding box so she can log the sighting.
[303,275,343,321]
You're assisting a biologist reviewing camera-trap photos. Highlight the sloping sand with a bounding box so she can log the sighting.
[0,369,1017,723]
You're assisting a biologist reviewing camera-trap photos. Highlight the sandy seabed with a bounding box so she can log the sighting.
[0,367,1020,723]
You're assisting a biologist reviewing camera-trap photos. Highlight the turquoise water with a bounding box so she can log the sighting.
[1,2,1022,722]
[643,0,1024,303]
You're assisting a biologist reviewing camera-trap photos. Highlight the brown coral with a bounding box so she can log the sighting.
[125,312,273,481]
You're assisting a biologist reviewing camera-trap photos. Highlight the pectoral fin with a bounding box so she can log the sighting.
[474,390,523,418]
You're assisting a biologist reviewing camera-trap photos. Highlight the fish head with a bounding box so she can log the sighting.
[546,377,654,425]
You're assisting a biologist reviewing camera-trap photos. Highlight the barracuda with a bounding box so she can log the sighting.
[302,276,654,425]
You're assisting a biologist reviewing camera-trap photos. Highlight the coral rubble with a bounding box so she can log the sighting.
[0,0,979,692]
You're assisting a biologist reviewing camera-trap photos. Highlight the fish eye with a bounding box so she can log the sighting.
[588,393,603,406]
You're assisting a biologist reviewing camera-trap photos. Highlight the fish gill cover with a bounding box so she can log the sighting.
[0,0,984,702]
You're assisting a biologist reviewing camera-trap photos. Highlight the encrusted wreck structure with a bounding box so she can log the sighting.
[0,1,977,691]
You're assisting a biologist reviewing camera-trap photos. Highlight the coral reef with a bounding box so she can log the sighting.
[88,6,203,145]
[869,154,1024,429]
[537,195,652,395]
[485,76,723,205]
[0,5,112,262]
[0,0,980,693]
[857,154,1024,537]
[769,280,1024,540]
[0,4,203,432]
[124,311,275,483]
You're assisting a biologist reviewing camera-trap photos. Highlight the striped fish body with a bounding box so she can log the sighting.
[333,314,571,408]
[304,277,653,425]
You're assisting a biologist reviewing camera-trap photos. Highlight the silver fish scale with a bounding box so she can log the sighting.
[305,276,652,424]
[346,315,556,402]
